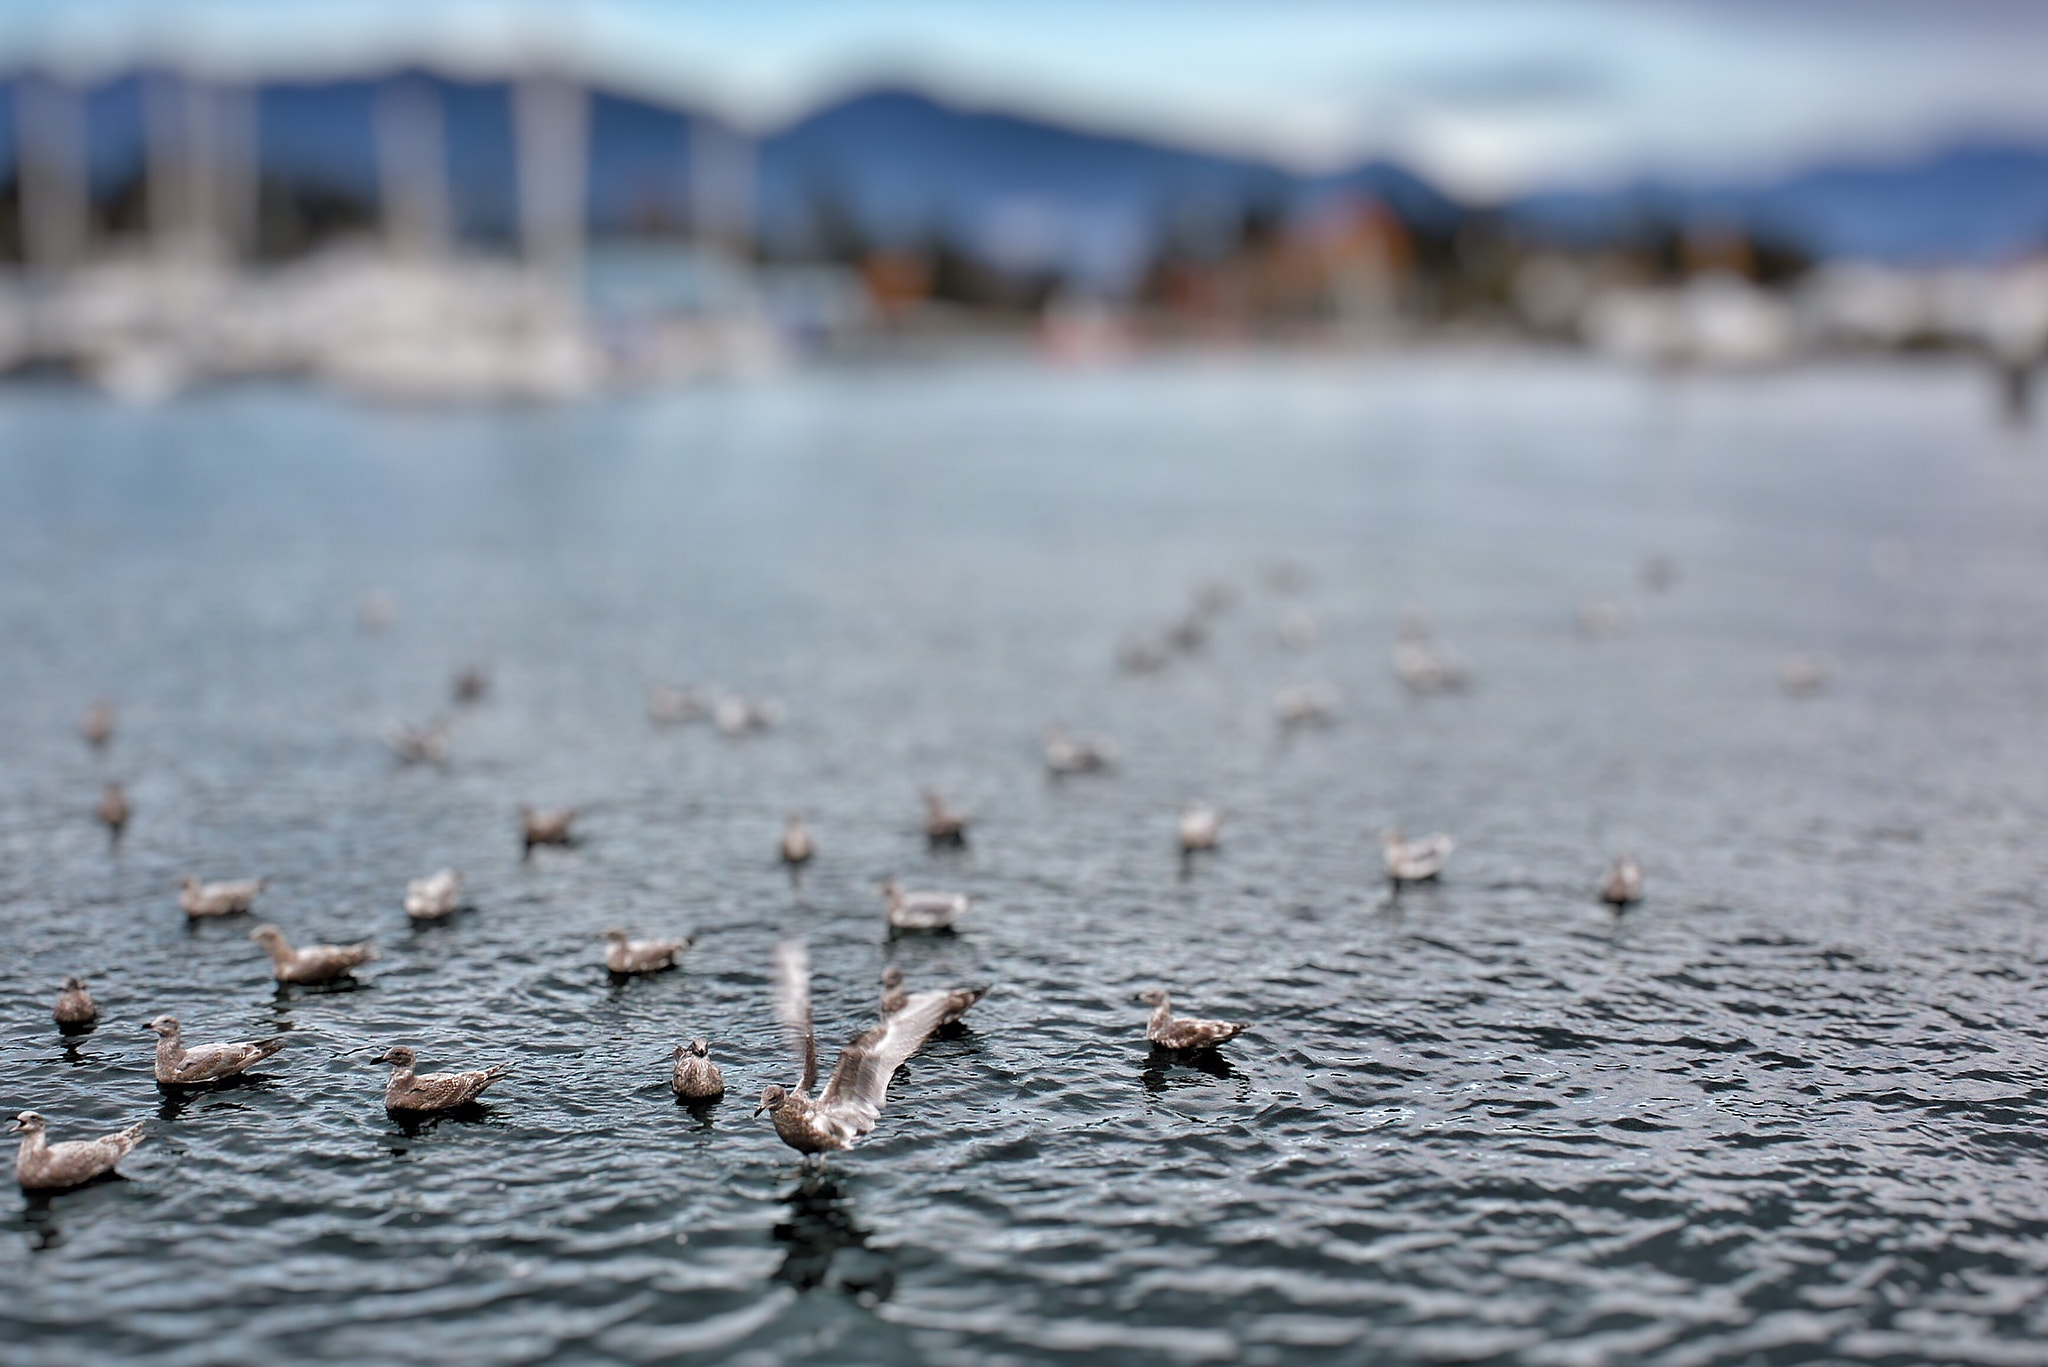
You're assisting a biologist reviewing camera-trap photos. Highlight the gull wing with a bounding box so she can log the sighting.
[773,938,818,1094]
[818,990,960,1135]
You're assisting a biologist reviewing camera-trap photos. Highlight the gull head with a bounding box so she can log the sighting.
[1137,988,1168,1007]
[12,1111,45,1135]
[146,1014,180,1038]
[754,1084,789,1118]
[377,1046,417,1069]
[61,974,85,991]
[603,928,629,944]
[881,966,903,989]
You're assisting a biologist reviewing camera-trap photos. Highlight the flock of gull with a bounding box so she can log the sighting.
[19,557,1804,1194]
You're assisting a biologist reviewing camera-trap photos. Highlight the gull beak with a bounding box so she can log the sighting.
[752,1102,769,1118]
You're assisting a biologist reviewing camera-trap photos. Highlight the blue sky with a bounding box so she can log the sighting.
[4,0,2048,198]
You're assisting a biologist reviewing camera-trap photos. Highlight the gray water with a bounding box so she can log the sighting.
[4,354,2048,1366]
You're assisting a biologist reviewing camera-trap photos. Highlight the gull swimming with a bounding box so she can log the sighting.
[14,1111,147,1191]
[648,684,713,726]
[1178,805,1222,853]
[179,876,267,918]
[879,965,984,1025]
[1277,609,1319,651]
[881,880,967,932]
[1118,635,1167,674]
[53,975,97,1028]
[1601,856,1645,906]
[452,667,489,704]
[754,939,984,1156]
[605,929,693,975]
[879,965,907,1015]
[1579,601,1628,639]
[521,806,576,852]
[714,694,784,737]
[148,1015,285,1086]
[404,869,463,920]
[1138,988,1248,1051]
[1045,726,1118,775]
[922,790,969,845]
[384,720,449,765]
[671,1039,725,1100]
[250,925,378,985]
[1779,653,1829,697]
[81,701,113,750]
[377,1045,510,1113]
[1383,829,1454,884]
[780,815,815,866]
[98,782,130,839]
[1274,682,1340,727]
[1393,639,1466,694]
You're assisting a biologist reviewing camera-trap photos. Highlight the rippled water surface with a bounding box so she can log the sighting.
[5,355,2048,1366]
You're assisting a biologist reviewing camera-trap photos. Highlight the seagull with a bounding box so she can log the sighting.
[452,667,489,704]
[714,694,784,737]
[1393,639,1466,694]
[249,925,377,985]
[357,591,397,632]
[1639,556,1677,593]
[879,965,984,1025]
[178,876,267,918]
[1274,682,1340,727]
[1178,805,1222,853]
[13,1112,147,1191]
[1277,609,1319,651]
[1045,727,1118,775]
[881,880,967,932]
[648,684,713,726]
[1601,856,1645,906]
[1779,654,1829,697]
[922,790,969,845]
[879,966,907,1016]
[1165,615,1207,654]
[671,1039,725,1100]
[404,869,463,921]
[754,939,983,1156]
[52,975,97,1028]
[148,1015,284,1086]
[97,782,130,839]
[780,815,814,866]
[1383,829,1454,884]
[376,1045,510,1113]
[1138,988,1248,1051]
[80,701,113,750]
[605,929,693,975]
[1117,635,1167,674]
[384,721,449,765]
[1579,601,1628,639]
[520,806,576,852]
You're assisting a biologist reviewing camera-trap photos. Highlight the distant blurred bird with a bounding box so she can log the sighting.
[1138,988,1247,1051]
[1779,654,1830,697]
[1278,609,1320,651]
[357,591,397,632]
[1382,829,1454,884]
[1275,682,1340,727]
[882,880,967,932]
[97,782,129,839]
[377,1045,509,1113]
[80,701,113,750]
[605,929,692,975]
[1393,640,1466,695]
[781,814,815,866]
[1579,601,1628,639]
[879,965,907,1016]
[1165,615,1207,654]
[250,924,377,985]
[52,975,97,1029]
[1118,635,1168,674]
[452,667,489,705]
[714,694,784,737]
[648,684,712,726]
[178,876,267,918]
[520,806,576,852]
[1194,581,1236,616]
[404,869,463,921]
[384,720,449,765]
[13,1111,147,1191]
[922,790,969,845]
[1178,805,1222,853]
[1639,556,1678,593]
[1045,727,1118,775]
[670,1039,724,1100]
[1601,856,1644,907]
[148,1015,284,1086]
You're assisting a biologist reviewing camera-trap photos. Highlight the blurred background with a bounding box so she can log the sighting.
[1,0,2046,404]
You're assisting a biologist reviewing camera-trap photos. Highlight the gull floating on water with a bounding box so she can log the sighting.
[922,790,969,845]
[13,1111,147,1191]
[452,667,489,705]
[377,1045,510,1113]
[671,1039,725,1100]
[148,1015,284,1086]
[780,815,815,866]
[1139,988,1248,1051]
[1165,615,1207,654]
[714,694,784,737]
[1383,829,1455,884]
[179,876,267,918]
[404,869,463,920]
[879,965,907,1016]
[1178,805,1222,853]
[98,782,129,838]
[384,720,450,765]
[1393,639,1466,695]
[605,928,693,975]
[251,925,378,984]
[1045,726,1118,775]
[53,975,97,1028]
[1579,601,1629,639]
[882,880,967,932]
[1640,556,1677,593]
[648,684,713,726]
[1274,682,1340,727]
[1278,609,1320,651]
[1601,856,1645,906]
[80,701,113,750]
[1118,635,1168,675]
[755,939,984,1156]
[1779,653,1830,697]
[521,806,576,852]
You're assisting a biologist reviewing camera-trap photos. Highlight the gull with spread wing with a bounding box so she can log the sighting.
[754,939,984,1157]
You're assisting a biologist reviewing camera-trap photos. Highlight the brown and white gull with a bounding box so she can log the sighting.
[80,701,114,750]
[881,880,967,932]
[521,806,576,852]
[671,1039,725,1100]
[1138,988,1248,1051]
[384,720,449,765]
[754,939,983,1156]
[1045,726,1118,775]
[1601,856,1645,906]
[98,782,130,838]
[605,928,693,974]
[922,790,969,845]
[648,684,713,726]
[404,869,464,920]
[13,1112,147,1191]
[250,925,377,984]
[179,876,267,918]
[452,667,489,705]
[148,1015,285,1086]
[1178,805,1222,853]
[714,694,784,737]
[377,1045,510,1113]
[1382,829,1454,884]
[780,815,815,866]
[1274,682,1340,727]
[53,975,97,1028]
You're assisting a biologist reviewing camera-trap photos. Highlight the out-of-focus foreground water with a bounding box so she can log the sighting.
[3,354,2048,1366]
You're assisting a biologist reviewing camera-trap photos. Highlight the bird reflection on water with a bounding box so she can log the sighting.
[1142,1044,1248,1099]
[772,1170,894,1304]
